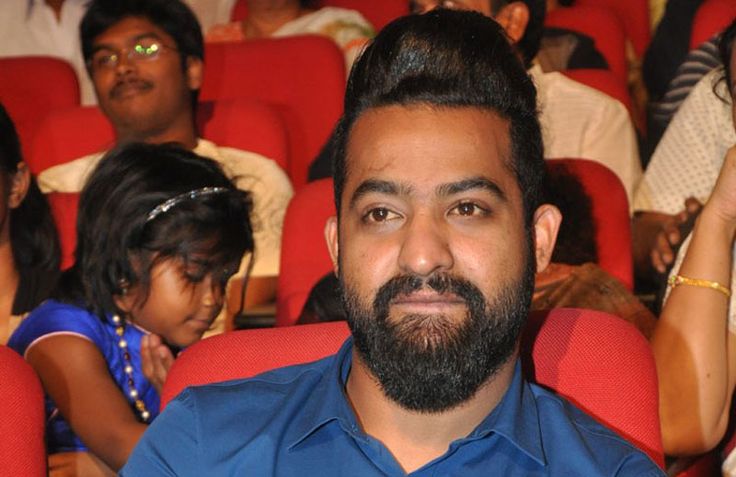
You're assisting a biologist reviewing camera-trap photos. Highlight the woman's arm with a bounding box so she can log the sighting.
[26,335,148,471]
[653,146,736,456]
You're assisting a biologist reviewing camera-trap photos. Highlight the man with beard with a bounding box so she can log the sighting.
[122,10,663,476]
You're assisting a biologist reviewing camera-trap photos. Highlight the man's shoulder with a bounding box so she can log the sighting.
[528,382,664,475]
[538,69,626,114]
[37,150,105,194]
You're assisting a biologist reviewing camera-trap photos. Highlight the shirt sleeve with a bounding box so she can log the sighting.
[634,70,736,214]
[613,452,667,477]
[7,302,105,358]
[121,389,201,477]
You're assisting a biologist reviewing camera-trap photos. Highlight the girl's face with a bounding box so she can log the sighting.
[116,256,227,348]
[730,46,736,130]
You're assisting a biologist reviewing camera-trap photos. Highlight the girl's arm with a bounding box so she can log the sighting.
[653,146,736,456]
[26,335,148,471]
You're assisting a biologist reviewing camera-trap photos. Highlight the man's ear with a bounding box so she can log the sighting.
[532,204,562,274]
[8,162,30,209]
[494,1,530,44]
[185,56,204,91]
[324,216,339,275]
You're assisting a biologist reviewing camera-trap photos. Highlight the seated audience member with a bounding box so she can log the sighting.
[37,0,293,324]
[405,0,643,204]
[300,168,656,337]
[183,0,237,32]
[0,0,95,104]
[0,104,60,344]
[123,11,663,476]
[651,19,736,459]
[633,19,736,286]
[9,143,254,476]
[206,0,375,72]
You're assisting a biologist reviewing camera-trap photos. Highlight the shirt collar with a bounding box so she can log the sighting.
[287,339,547,467]
[287,338,363,450]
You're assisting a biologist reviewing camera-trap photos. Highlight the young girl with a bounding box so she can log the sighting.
[0,103,60,344]
[9,142,254,475]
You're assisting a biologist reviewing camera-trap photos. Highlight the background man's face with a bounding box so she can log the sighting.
[89,16,201,138]
[327,105,533,410]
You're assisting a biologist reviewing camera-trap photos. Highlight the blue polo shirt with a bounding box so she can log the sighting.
[122,338,664,476]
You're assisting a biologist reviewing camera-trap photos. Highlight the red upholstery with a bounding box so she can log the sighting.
[690,0,736,50]
[545,5,628,85]
[276,178,335,327]
[34,99,289,268]
[521,308,664,467]
[0,346,47,476]
[161,321,350,406]
[230,1,409,30]
[0,56,80,159]
[200,37,345,186]
[563,68,637,126]
[575,0,651,57]
[162,308,664,467]
[548,159,633,290]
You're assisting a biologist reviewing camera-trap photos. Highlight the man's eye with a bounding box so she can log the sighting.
[450,202,488,217]
[93,52,117,68]
[363,207,399,223]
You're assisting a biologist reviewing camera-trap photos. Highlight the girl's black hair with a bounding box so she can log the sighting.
[55,142,254,320]
[0,103,60,274]
[719,18,736,99]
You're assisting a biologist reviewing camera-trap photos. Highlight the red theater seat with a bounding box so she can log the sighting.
[162,309,664,468]
[575,0,651,57]
[690,0,736,50]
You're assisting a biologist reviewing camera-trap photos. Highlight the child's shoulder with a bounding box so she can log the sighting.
[8,300,109,356]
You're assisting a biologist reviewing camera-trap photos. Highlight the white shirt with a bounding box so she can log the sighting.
[634,69,736,214]
[37,139,294,278]
[531,65,642,207]
[183,0,237,33]
[0,0,95,105]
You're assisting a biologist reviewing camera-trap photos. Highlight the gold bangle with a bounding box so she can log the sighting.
[668,274,732,298]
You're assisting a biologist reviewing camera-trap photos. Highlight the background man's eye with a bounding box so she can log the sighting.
[370,208,390,221]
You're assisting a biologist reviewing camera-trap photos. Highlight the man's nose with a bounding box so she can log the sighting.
[397,212,454,277]
[114,50,136,75]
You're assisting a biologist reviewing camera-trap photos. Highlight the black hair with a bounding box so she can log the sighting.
[80,0,204,105]
[0,104,60,274]
[718,18,736,100]
[299,0,319,7]
[543,165,598,264]
[332,9,544,226]
[490,0,547,66]
[55,143,253,320]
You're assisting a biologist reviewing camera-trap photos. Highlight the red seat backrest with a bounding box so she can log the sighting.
[575,0,651,58]
[200,37,346,187]
[36,99,290,268]
[162,309,664,467]
[0,56,80,159]
[230,1,409,30]
[545,5,628,86]
[690,0,736,50]
[548,158,633,290]
[0,346,47,476]
[276,178,335,326]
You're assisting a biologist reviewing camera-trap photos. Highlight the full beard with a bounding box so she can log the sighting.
[341,261,534,413]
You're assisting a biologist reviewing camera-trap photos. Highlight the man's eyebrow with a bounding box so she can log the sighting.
[436,177,507,202]
[349,179,412,209]
[92,33,164,52]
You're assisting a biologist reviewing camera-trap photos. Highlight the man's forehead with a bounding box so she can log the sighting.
[344,105,514,188]
[93,16,170,46]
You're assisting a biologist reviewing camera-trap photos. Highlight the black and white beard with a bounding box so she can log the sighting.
[341,258,534,413]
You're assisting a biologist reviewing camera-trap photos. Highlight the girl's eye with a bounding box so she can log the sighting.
[450,202,488,217]
[363,207,400,223]
[183,269,207,283]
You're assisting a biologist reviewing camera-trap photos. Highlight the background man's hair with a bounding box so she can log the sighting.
[332,9,544,225]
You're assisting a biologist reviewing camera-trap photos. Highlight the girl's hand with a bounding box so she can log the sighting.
[703,145,736,232]
[141,334,175,395]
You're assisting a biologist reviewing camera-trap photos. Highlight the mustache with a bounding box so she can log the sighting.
[373,273,486,314]
[110,77,154,99]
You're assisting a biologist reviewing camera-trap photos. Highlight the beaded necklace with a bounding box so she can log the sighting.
[112,314,151,422]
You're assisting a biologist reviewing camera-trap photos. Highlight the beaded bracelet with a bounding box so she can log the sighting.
[668,274,731,298]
